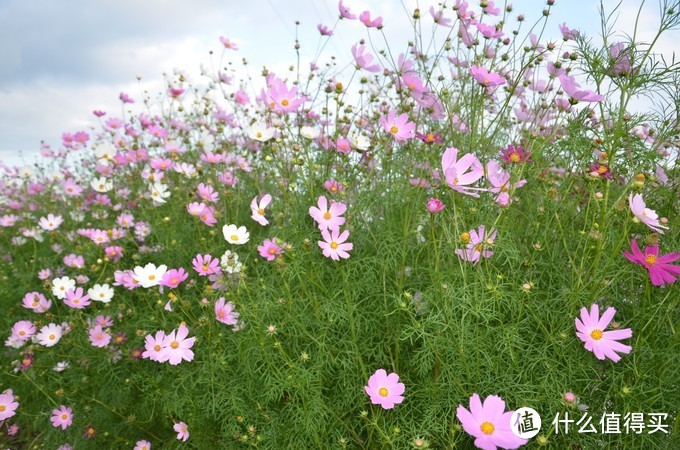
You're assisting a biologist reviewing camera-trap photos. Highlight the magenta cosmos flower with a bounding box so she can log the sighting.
[159,324,195,365]
[623,239,680,286]
[0,392,18,421]
[441,147,485,197]
[174,421,189,441]
[364,369,405,409]
[50,405,73,430]
[629,193,668,234]
[380,109,416,142]
[318,228,353,260]
[309,196,347,231]
[215,297,240,326]
[456,393,528,450]
[575,304,632,362]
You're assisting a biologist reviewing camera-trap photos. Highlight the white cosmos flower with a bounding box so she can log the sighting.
[247,122,275,142]
[348,132,371,151]
[95,143,115,166]
[52,276,76,300]
[91,176,113,193]
[36,323,63,347]
[133,263,168,288]
[222,224,250,244]
[38,214,63,231]
[88,283,115,303]
[300,126,320,140]
[149,182,171,204]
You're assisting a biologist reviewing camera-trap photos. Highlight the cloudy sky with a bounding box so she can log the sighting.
[0,0,674,167]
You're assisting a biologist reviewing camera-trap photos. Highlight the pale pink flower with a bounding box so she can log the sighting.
[575,304,632,362]
[456,393,528,449]
[174,421,189,441]
[318,228,353,260]
[50,405,73,430]
[441,147,485,197]
[142,330,166,362]
[380,110,416,141]
[258,239,283,261]
[88,325,111,348]
[159,324,195,365]
[351,44,381,73]
[251,194,272,226]
[215,297,240,327]
[629,193,668,234]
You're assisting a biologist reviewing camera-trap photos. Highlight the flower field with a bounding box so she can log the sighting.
[1,1,679,448]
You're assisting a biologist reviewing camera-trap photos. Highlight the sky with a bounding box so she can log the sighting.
[0,0,676,167]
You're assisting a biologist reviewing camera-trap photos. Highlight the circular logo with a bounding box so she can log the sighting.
[510,407,541,439]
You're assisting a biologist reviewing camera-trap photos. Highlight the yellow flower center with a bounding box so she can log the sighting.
[61,413,68,419]
[461,232,470,243]
[231,235,239,241]
[256,132,263,138]
[269,248,277,255]
[331,186,337,192]
[427,133,434,141]
[510,153,520,163]
[154,344,161,351]
[49,334,55,340]
[202,264,209,271]
[378,387,389,397]
[148,275,155,280]
[475,244,483,252]
[19,331,25,336]
[389,126,399,134]
[590,329,603,340]
[0,406,6,412]
[258,208,265,215]
[598,165,608,174]
[281,99,289,106]
[323,212,331,220]
[330,242,338,249]
[171,341,179,349]
[480,421,495,435]
[645,254,656,265]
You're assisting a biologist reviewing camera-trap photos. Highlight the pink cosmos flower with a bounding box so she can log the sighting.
[359,10,383,28]
[629,193,668,234]
[219,36,238,50]
[251,194,272,226]
[623,239,680,286]
[258,239,283,261]
[441,147,485,197]
[159,324,195,365]
[134,440,152,450]
[380,110,416,141]
[159,268,189,289]
[470,66,506,87]
[192,253,221,276]
[142,330,166,362]
[22,292,51,312]
[559,23,579,40]
[0,393,18,421]
[351,44,381,73]
[88,325,111,348]
[317,23,333,36]
[324,179,345,194]
[338,0,356,19]
[50,405,73,430]
[486,160,527,207]
[174,421,189,442]
[215,297,240,327]
[364,369,405,410]
[559,74,604,102]
[63,287,91,309]
[416,131,443,144]
[266,76,307,113]
[456,393,528,450]
[11,320,36,342]
[427,198,445,214]
[456,226,497,264]
[318,228,353,261]
[575,304,632,362]
[309,196,347,231]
